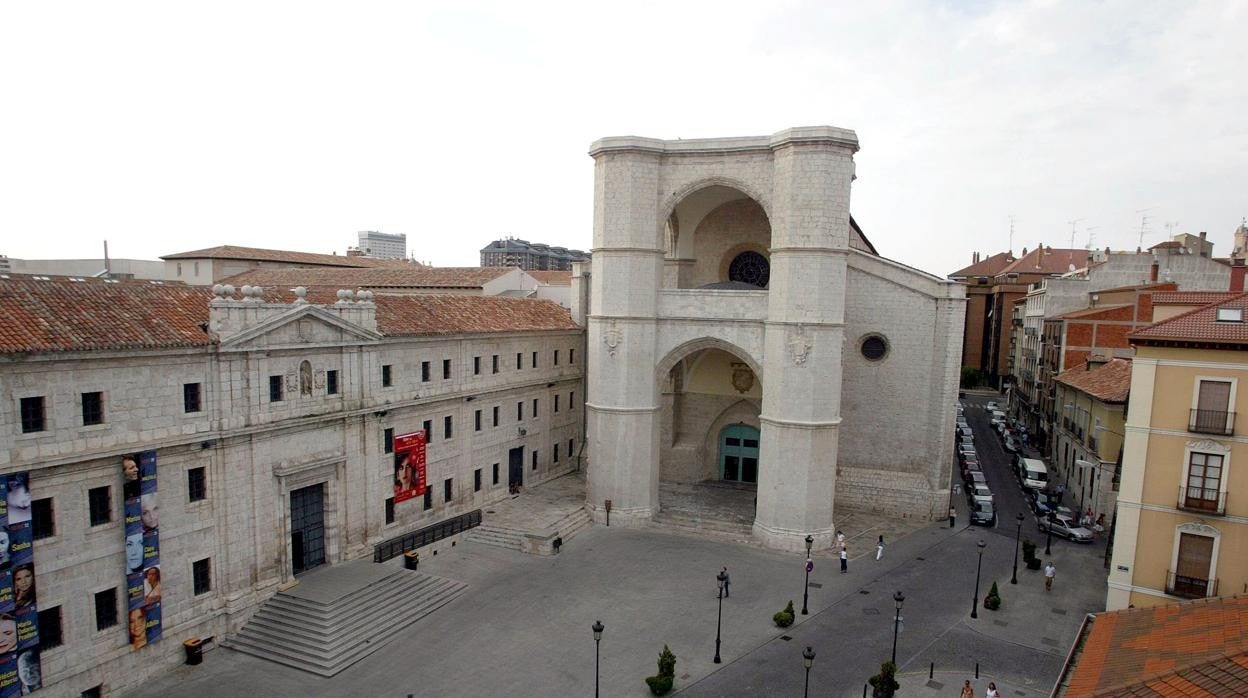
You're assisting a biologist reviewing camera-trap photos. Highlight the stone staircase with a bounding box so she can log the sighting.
[464,524,525,551]
[225,568,466,676]
[651,509,756,544]
[466,504,593,555]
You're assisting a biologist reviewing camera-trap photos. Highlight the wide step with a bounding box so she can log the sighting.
[224,567,466,676]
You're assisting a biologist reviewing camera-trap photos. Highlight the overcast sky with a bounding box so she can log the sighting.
[2,1,1245,276]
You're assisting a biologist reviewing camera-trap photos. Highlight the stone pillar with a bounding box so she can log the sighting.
[754,128,859,552]
[585,143,664,526]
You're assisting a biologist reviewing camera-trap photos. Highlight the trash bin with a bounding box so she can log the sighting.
[183,638,204,666]
[404,550,419,571]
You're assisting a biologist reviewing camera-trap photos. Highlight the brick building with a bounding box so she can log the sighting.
[0,275,583,695]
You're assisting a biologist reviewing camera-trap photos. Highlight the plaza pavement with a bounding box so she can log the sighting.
[129,501,1107,698]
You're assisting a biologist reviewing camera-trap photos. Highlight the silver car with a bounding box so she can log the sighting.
[1039,513,1093,542]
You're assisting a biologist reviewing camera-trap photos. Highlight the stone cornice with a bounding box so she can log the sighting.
[589,126,859,158]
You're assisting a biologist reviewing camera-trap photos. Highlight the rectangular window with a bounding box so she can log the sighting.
[384,427,394,454]
[37,606,63,648]
[444,415,453,440]
[474,469,482,492]
[193,558,212,595]
[269,375,284,402]
[1193,380,1234,434]
[492,463,500,485]
[443,359,452,380]
[421,361,431,382]
[382,364,393,387]
[532,398,538,418]
[32,498,54,540]
[183,383,202,413]
[423,420,433,443]
[19,396,46,433]
[516,352,523,369]
[553,443,560,463]
[570,348,575,364]
[88,485,111,526]
[82,391,104,426]
[326,370,339,396]
[532,451,538,471]
[1173,532,1215,598]
[473,356,481,375]
[569,438,575,456]
[385,497,395,525]
[444,478,453,503]
[555,395,560,413]
[517,401,523,421]
[188,467,207,502]
[532,351,538,368]
[475,409,482,432]
[569,391,575,408]
[492,406,500,427]
[94,588,118,631]
[492,355,499,374]
[423,487,432,511]
[554,350,560,366]
[1184,452,1224,511]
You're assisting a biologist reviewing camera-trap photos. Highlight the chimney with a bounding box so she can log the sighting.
[1150,261,1159,282]
[1231,261,1246,293]
[1200,231,1207,241]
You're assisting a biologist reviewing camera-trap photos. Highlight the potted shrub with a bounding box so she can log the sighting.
[868,660,900,698]
[984,581,1002,611]
[1023,538,1043,570]
[773,600,796,628]
[645,644,676,695]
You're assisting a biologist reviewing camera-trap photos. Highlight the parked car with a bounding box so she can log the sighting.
[961,460,981,483]
[969,495,996,526]
[986,401,999,411]
[1003,436,1021,453]
[969,483,992,500]
[959,426,973,438]
[967,471,988,489]
[958,446,977,463]
[956,416,969,427]
[1030,490,1057,515]
[1039,511,1093,542]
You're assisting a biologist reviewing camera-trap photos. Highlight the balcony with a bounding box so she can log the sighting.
[1177,486,1227,516]
[657,289,768,322]
[1167,570,1218,599]
[1189,409,1235,435]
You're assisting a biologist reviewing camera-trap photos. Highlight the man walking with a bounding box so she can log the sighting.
[875,535,885,561]
[1044,561,1056,591]
[721,566,730,598]
[840,546,849,573]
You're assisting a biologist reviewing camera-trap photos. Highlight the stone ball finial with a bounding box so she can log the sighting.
[241,285,254,297]
[292,286,308,304]
[250,285,264,299]
[221,284,236,297]
[212,284,225,297]
[336,289,352,301]
[357,289,374,303]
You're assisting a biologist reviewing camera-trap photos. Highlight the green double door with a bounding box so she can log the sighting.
[719,425,759,484]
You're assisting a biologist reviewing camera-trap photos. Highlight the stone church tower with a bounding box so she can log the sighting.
[584,127,964,552]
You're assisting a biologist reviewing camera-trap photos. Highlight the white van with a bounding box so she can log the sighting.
[1019,457,1048,491]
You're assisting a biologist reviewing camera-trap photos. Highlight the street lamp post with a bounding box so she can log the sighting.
[802,646,816,698]
[592,620,603,698]
[891,591,905,665]
[1011,512,1024,584]
[1045,511,1055,555]
[714,570,727,664]
[971,540,986,619]
[802,534,814,615]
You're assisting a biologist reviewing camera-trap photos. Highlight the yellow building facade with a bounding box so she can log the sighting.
[1108,296,1248,610]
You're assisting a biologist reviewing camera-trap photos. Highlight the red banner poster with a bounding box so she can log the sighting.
[393,432,427,504]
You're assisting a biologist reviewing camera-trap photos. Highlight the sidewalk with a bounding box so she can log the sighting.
[891,670,1043,697]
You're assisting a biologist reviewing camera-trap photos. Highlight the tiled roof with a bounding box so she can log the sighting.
[948,251,1016,278]
[0,277,577,353]
[1131,292,1248,345]
[1059,596,1248,697]
[999,247,1090,276]
[219,267,515,289]
[0,276,213,353]
[161,245,422,268]
[528,270,573,285]
[1054,358,1132,403]
[1152,291,1241,306]
[1053,303,1133,320]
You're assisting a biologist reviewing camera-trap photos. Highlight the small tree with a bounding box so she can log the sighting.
[869,660,900,698]
[984,581,1002,611]
[645,644,676,695]
[773,600,796,628]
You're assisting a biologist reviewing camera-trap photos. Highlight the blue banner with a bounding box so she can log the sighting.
[124,452,161,650]
[0,473,41,696]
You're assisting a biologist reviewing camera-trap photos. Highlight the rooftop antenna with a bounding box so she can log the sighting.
[1136,207,1156,248]
[1085,226,1098,250]
[1067,218,1085,248]
[1008,215,1015,253]
[1164,220,1180,238]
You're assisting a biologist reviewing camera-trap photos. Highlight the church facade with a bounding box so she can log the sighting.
[582,127,965,551]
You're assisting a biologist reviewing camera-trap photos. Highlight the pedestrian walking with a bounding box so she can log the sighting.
[875,535,885,561]
[840,546,848,573]
[986,681,1001,698]
[960,680,974,698]
[721,566,730,597]
[836,530,845,551]
[1044,561,1056,591]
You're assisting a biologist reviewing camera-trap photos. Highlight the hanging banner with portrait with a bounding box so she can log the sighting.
[0,472,43,696]
[122,451,161,651]
[392,431,427,504]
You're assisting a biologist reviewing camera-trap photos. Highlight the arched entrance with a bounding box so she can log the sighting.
[718,424,760,483]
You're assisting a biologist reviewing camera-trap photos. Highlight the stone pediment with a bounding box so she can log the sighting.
[218,304,383,349]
